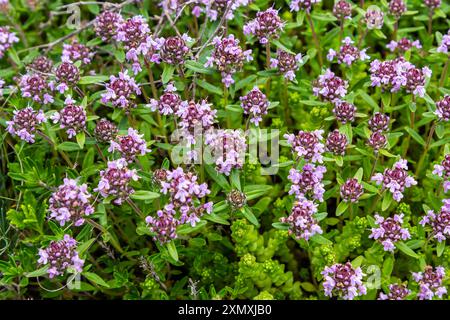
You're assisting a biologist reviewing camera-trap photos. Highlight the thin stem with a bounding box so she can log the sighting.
[439,56,450,88]
[370,152,379,177]
[393,20,398,41]
[339,18,344,43]
[37,131,74,168]
[357,29,368,48]
[265,43,271,97]
[415,121,436,177]
[282,77,291,125]
[428,10,433,35]
[306,13,323,68]
[126,198,145,219]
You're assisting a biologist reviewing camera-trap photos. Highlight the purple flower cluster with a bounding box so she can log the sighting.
[205,34,252,87]
[369,57,432,97]
[280,199,322,241]
[378,283,410,300]
[62,40,94,65]
[6,107,46,143]
[149,83,183,115]
[332,101,357,124]
[325,129,348,156]
[109,127,151,163]
[412,266,447,300]
[205,129,247,175]
[95,158,140,205]
[333,0,352,20]
[368,112,390,132]
[0,26,19,59]
[367,131,388,152]
[389,0,407,19]
[364,7,384,29]
[386,38,422,53]
[322,262,367,300]
[420,199,450,242]
[49,178,94,226]
[239,87,269,125]
[369,213,411,251]
[175,99,217,145]
[94,10,123,42]
[289,0,321,12]
[312,69,348,103]
[50,97,86,139]
[288,164,327,202]
[94,118,118,143]
[340,178,364,203]
[29,55,53,73]
[243,8,284,44]
[101,71,141,112]
[157,167,213,226]
[423,0,441,10]
[191,0,251,21]
[54,62,80,94]
[437,30,450,53]
[145,207,181,244]
[435,95,450,122]
[327,37,370,66]
[38,235,84,278]
[433,154,450,192]
[371,159,417,202]
[160,35,191,65]
[270,49,303,81]
[284,130,325,163]
[19,73,54,104]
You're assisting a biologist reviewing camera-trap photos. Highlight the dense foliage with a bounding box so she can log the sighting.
[0,0,449,300]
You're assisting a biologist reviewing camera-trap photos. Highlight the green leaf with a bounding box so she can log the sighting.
[83,147,95,170]
[161,65,175,84]
[437,241,445,257]
[79,75,109,85]
[381,192,393,211]
[300,282,316,292]
[185,60,214,74]
[310,234,333,245]
[405,127,425,146]
[205,164,230,191]
[76,132,85,149]
[358,90,378,109]
[272,222,290,230]
[130,190,160,201]
[382,255,394,277]
[195,79,223,95]
[313,212,328,221]
[166,241,179,261]
[354,167,364,183]
[241,206,259,227]
[26,266,49,278]
[176,220,207,235]
[395,241,420,259]
[243,185,272,200]
[114,50,125,63]
[335,156,343,167]
[83,271,110,288]
[203,213,229,225]
[336,201,348,216]
[230,169,241,190]
[57,142,81,152]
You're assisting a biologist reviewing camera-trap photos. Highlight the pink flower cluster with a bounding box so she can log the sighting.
[243,8,284,44]
[412,266,447,300]
[0,26,19,59]
[369,213,411,251]
[6,107,46,143]
[340,178,364,203]
[288,164,327,202]
[205,129,247,175]
[284,130,325,163]
[312,69,348,103]
[62,40,94,65]
[433,154,450,192]
[54,62,80,94]
[51,97,86,139]
[270,49,303,81]
[149,83,183,115]
[191,0,252,21]
[205,34,253,87]
[332,101,356,124]
[369,57,432,97]
[378,283,410,300]
[94,10,123,42]
[420,199,450,242]
[95,158,140,205]
[19,73,54,104]
[49,178,94,226]
[108,127,151,163]
[322,262,367,300]
[239,87,269,125]
[327,37,370,66]
[289,0,321,12]
[435,95,450,122]
[371,159,417,202]
[101,71,141,112]
[437,30,450,54]
[280,199,322,241]
[38,234,84,278]
[386,38,422,53]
